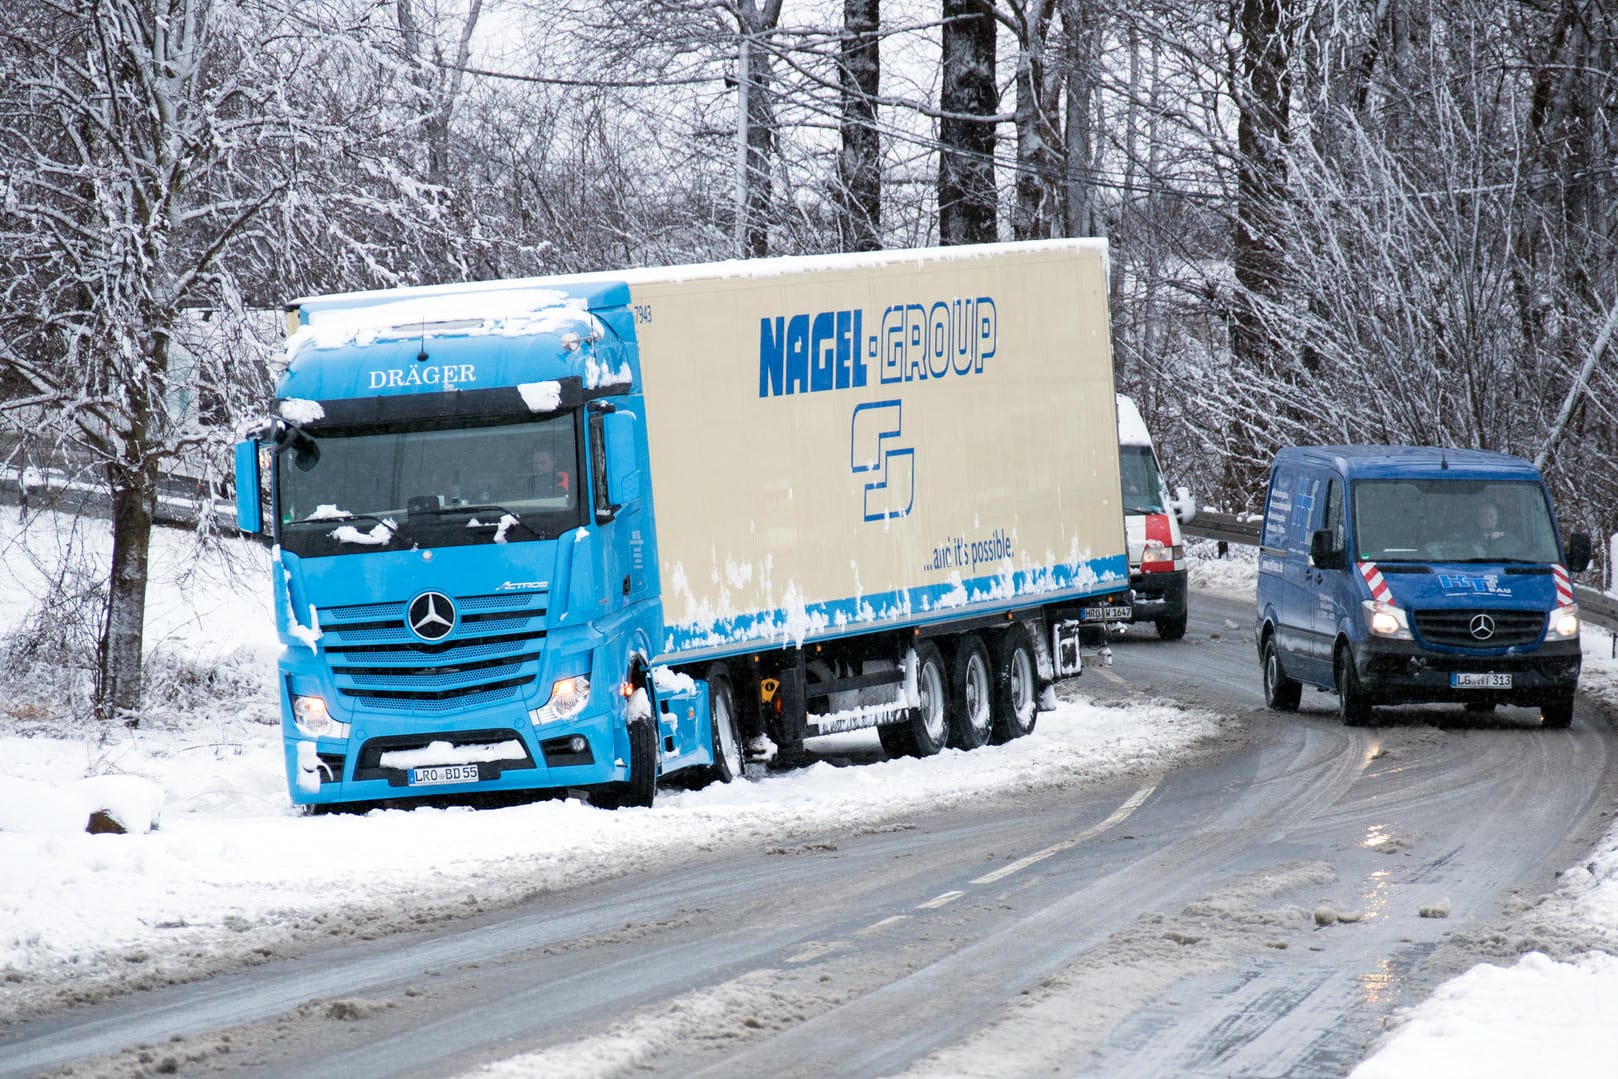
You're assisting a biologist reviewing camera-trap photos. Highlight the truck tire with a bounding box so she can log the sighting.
[1335,646,1373,727]
[1262,636,1301,711]
[906,640,950,756]
[947,634,993,750]
[990,625,1038,743]
[1540,690,1575,729]
[701,666,745,784]
[877,722,914,758]
[1155,614,1188,641]
[589,715,658,809]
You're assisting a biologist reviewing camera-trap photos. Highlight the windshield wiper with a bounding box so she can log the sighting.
[420,503,545,538]
[292,511,393,530]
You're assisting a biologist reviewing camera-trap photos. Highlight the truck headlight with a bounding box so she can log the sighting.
[292,694,349,738]
[530,675,591,725]
[1361,600,1413,640]
[1549,604,1580,640]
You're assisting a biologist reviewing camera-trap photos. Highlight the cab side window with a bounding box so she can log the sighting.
[588,410,611,521]
[1324,479,1345,552]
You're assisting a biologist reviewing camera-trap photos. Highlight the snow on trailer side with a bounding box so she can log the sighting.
[623,239,1128,664]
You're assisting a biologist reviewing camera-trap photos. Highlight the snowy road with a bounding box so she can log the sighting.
[6,589,1616,1077]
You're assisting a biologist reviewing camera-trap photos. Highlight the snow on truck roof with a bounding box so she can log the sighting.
[1115,394,1153,447]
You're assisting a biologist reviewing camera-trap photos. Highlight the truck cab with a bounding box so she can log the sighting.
[1255,446,1591,727]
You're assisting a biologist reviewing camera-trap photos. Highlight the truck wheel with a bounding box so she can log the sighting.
[1335,647,1372,727]
[702,666,745,784]
[906,640,950,756]
[947,635,993,750]
[990,625,1038,743]
[1262,636,1301,711]
[1540,690,1575,729]
[1155,614,1188,641]
[877,722,914,758]
[589,716,658,809]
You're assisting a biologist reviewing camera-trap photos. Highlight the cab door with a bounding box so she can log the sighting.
[1306,476,1350,671]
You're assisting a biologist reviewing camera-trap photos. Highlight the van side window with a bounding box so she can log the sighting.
[1324,479,1344,552]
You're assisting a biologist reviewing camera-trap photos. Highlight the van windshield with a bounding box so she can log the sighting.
[1119,445,1166,515]
[1351,479,1561,564]
[274,412,584,557]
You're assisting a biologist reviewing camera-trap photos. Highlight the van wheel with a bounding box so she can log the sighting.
[990,625,1039,743]
[1155,614,1187,641]
[701,666,745,784]
[1262,637,1301,712]
[947,635,993,750]
[1540,690,1575,729]
[1335,647,1373,727]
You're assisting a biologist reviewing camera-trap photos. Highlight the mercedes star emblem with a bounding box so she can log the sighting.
[407,591,456,641]
[1468,613,1496,641]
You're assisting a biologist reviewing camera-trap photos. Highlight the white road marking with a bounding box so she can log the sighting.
[970,781,1157,885]
[917,890,965,910]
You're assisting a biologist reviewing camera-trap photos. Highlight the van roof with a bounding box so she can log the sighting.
[1275,445,1542,481]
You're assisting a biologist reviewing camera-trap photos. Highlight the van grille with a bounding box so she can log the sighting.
[1411,609,1545,649]
[318,590,547,711]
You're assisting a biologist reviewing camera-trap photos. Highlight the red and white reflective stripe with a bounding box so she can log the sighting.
[1357,561,1393,603]
[1553,564,1574,606]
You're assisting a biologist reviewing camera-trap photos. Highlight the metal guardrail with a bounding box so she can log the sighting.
[1182,512,1618,633]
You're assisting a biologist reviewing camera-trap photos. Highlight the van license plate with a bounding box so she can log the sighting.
[1080,605,1131,622]
[1451,672,1511,689]
[410,763,481,786]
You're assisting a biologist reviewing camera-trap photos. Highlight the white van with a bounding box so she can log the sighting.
[1116,394,1197,639]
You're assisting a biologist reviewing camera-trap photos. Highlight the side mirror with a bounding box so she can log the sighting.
[602,410,642,508]
[1310,529,1346,570]
[234,440,262,534]
[1172,485,1197,525]
[1564,531,1592,574]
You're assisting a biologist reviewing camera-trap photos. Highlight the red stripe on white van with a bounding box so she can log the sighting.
[1553,564,1573,605]
[1357,561,1392,603]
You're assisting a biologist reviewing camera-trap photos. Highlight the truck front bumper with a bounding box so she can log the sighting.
[1350,637,1581,706]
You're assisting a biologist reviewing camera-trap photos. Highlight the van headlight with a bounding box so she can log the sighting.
[1361,600,1413,640]
[530,675,591,725]
[1549,604,1580,640]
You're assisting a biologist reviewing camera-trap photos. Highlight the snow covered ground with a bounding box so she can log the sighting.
[2,510,1617,1076]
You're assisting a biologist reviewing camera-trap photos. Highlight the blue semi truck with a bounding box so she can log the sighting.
[235,240,1132,809]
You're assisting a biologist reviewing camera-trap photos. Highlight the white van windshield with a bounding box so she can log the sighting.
[1351,479,1560,564]
[1119,445,1166,515]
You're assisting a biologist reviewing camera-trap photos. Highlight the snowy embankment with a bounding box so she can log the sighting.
[1,512,1617,1077]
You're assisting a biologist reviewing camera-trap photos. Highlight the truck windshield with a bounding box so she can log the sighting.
[1351,479,1561,564]
[1119,444,1165,515]
[275,413,583,557]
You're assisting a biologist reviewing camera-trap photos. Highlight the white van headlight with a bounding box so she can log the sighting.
[1549,604,1580,640]
[1361,600,1413,640]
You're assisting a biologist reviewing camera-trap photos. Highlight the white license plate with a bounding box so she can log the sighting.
[1451,672,1512,689]
[409,763,481,786]
[1080,605,1132,622]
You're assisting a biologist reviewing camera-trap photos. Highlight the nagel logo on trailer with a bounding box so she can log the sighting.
[758,297,998,397]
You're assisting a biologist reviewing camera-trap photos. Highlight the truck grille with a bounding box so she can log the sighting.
[1411,608,1545,649]
[319,590,547,712]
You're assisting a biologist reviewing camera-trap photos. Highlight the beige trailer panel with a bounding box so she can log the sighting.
[629,240,1126,661]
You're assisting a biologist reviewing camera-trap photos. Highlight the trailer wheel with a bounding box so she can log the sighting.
[589,716,658,809]
[906,640,950,756]
[990,625,1038,743]
[701,665,746,783]
[947,635,993,749]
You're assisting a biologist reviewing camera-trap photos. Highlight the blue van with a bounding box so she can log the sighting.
[1255,446,1592,727]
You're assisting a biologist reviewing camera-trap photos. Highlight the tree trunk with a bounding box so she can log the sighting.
[939,0,999,245]
[838,0,882,251]
[98,462,157,725]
